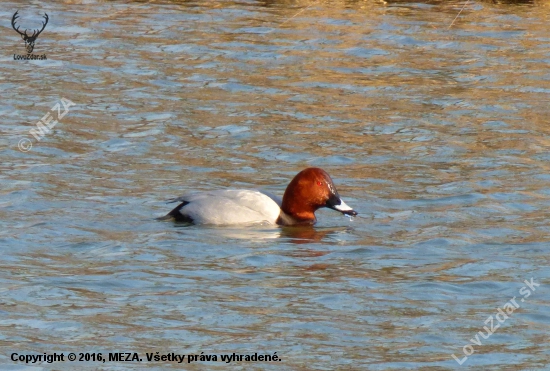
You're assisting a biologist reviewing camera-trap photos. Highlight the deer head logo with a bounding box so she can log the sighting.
[11,10,49,54]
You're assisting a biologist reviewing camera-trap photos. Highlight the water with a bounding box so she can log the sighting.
[1,0,549,369]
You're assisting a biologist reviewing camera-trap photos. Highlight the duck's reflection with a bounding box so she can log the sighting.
[279,225,348,245]
[173,223,353,245]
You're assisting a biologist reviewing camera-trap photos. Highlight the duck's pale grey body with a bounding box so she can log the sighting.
[166,190,282,225]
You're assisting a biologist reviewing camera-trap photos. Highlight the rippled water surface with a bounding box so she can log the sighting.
[1,0,550,369]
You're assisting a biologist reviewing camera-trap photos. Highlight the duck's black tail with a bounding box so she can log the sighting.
[157,201,194,223]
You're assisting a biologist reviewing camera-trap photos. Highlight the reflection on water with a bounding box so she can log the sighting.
[279,225,352,245]
[1,0,549,369]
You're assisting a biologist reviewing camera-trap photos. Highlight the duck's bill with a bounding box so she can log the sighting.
[326,197,358,217]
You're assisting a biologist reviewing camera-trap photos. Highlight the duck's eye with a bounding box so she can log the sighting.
[317,181,323,186]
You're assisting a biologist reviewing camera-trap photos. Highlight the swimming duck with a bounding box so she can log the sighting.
[160,167,357,225]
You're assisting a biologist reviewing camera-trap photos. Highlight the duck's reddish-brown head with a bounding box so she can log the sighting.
[280,168,357,224]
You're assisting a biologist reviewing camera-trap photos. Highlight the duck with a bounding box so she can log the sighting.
[159,167,357,226]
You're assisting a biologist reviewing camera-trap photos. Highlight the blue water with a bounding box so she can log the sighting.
[1,0,549,370]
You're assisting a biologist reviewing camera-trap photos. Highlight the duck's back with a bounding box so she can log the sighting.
[166,190,282,225]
